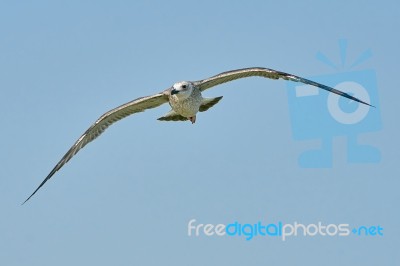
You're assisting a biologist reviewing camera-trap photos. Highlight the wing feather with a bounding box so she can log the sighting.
[195,67,373,107]
[23,92,168,204]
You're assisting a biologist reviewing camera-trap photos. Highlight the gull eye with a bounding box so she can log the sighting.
[182,84,187,89]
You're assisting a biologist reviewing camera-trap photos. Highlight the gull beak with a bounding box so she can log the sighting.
[171,88,179,95]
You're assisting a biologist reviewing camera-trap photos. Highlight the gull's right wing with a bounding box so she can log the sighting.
[23,92,169,204]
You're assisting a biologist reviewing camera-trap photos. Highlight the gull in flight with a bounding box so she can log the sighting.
[23,67,373,204]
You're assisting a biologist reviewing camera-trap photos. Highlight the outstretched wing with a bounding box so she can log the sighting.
[194,67,373,107]
[23,92,168,204]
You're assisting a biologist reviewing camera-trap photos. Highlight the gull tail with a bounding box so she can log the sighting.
[157,110,188,122]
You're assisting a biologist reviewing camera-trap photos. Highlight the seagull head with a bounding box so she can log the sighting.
[170,81,193,99]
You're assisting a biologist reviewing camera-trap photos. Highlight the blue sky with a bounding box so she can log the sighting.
[1,0,399,265]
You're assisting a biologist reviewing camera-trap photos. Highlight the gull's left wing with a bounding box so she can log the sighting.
[194,67,373,107]
[23,92,169,204]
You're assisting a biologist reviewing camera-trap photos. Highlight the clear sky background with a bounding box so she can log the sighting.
[1,1,399,265]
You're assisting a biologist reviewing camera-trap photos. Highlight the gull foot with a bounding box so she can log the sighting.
[189,116,196,124]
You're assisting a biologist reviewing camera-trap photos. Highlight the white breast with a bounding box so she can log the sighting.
[169,88,203,118]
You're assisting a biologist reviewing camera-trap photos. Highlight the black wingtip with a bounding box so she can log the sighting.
[341,91,375,108]
[21,168,58,205]
[356,99,374,108]
[21,193,34,205]
[21,186,41,205]
[356,98,375,108]
[21,198,30,206]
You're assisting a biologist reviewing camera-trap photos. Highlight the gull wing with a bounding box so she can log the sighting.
[23,92,168,204]
[194,67,373,107]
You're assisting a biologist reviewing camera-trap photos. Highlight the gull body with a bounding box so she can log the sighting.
[23,67,373,204]
[167,81,204,123]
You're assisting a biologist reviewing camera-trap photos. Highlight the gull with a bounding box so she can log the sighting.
[23,67,373,204]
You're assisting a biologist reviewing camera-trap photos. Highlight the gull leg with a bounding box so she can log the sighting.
[189,116,196,124]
